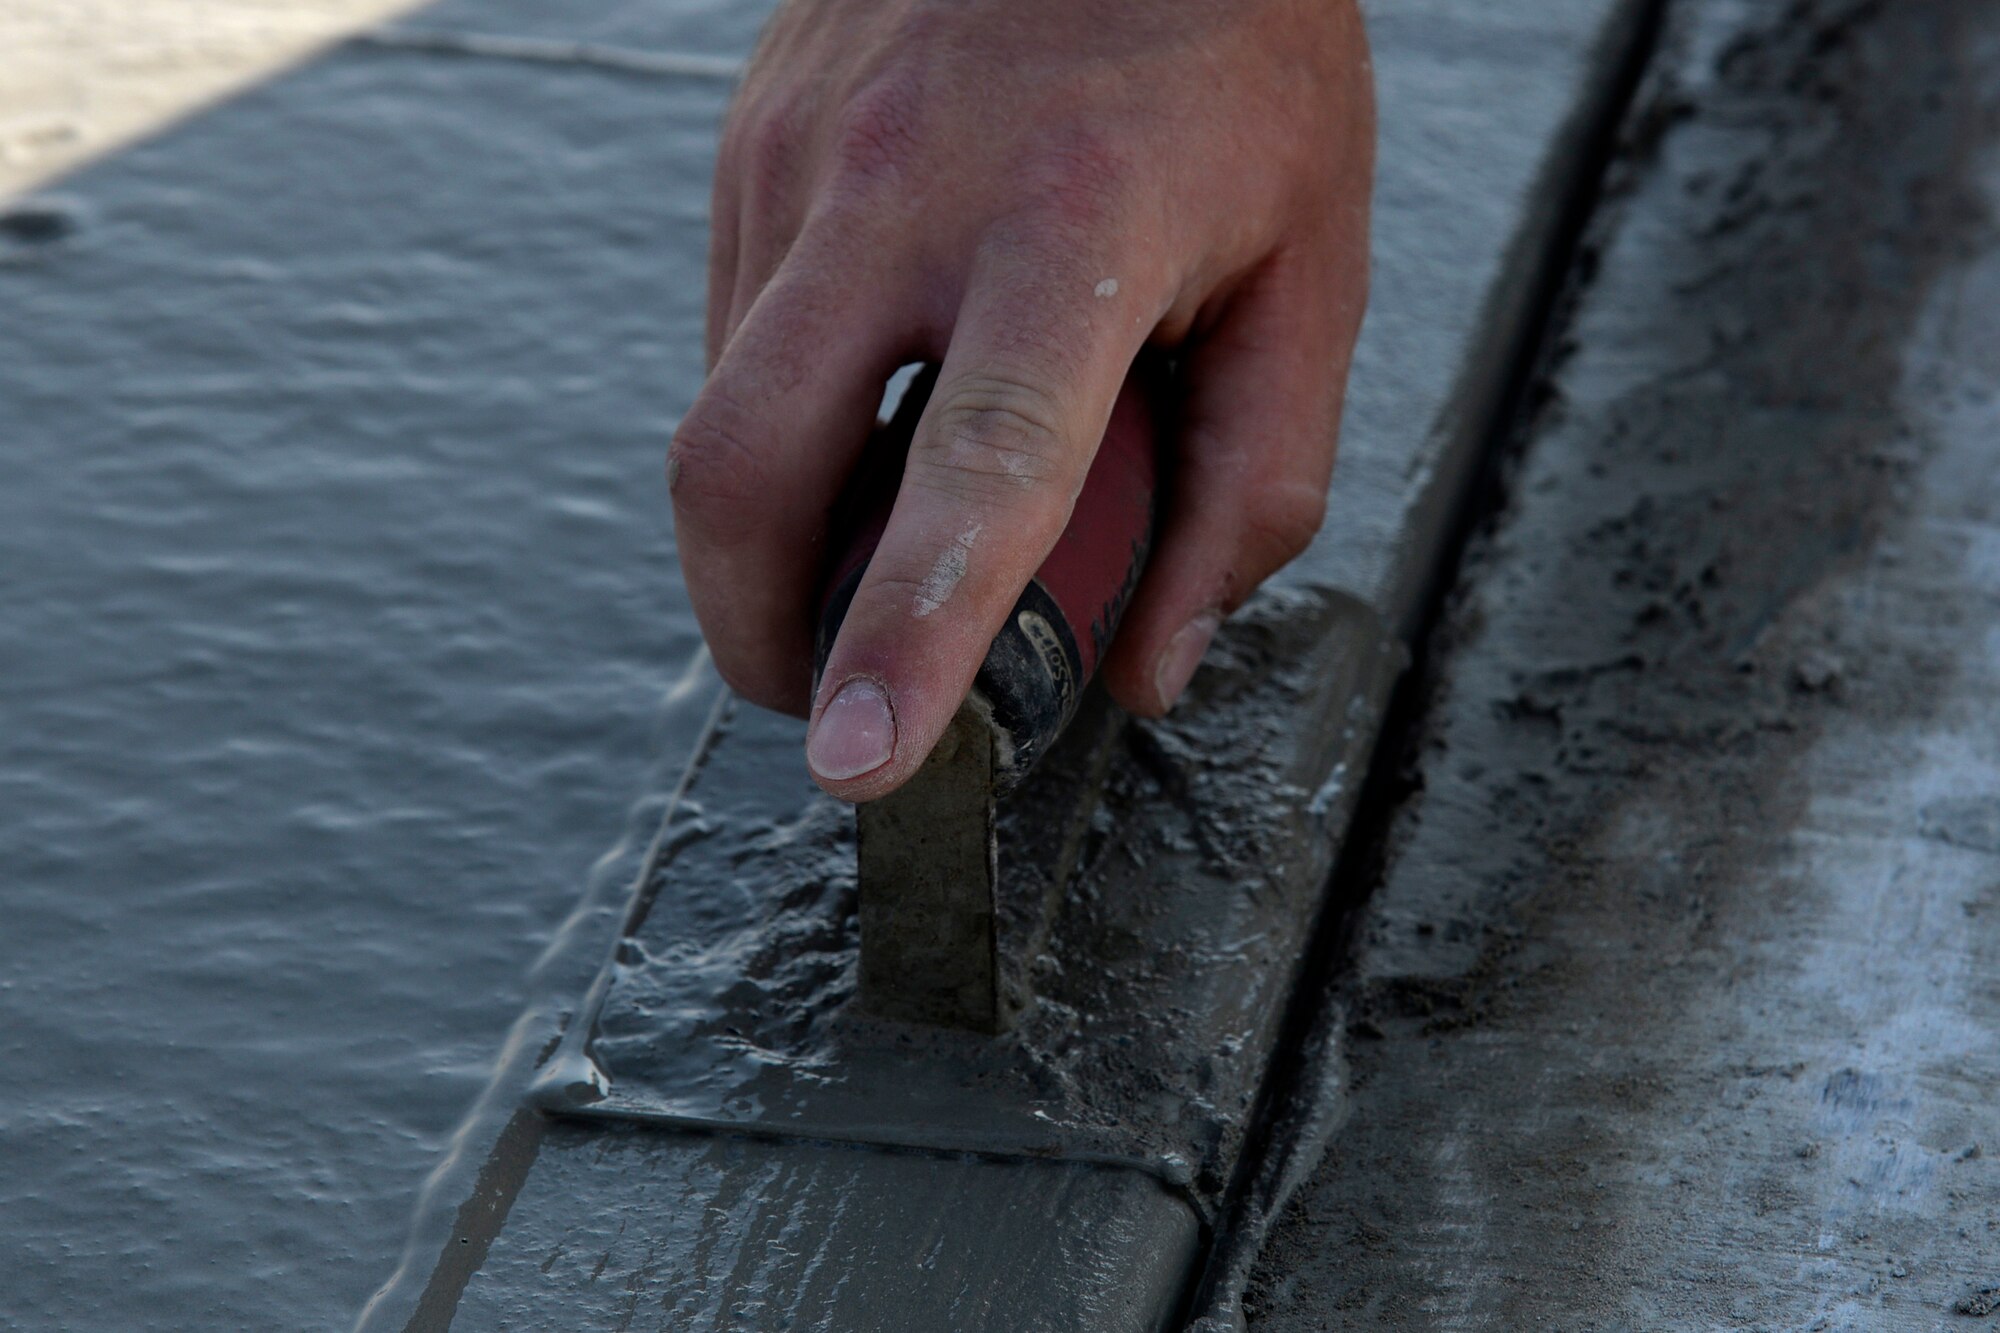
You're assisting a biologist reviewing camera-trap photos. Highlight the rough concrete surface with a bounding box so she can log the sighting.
[1246,1,2000,1327]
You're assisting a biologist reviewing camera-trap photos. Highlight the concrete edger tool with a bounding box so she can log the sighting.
[815,358,1164,1033]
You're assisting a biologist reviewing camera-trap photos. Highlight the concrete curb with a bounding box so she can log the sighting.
[358,1,1663,1328]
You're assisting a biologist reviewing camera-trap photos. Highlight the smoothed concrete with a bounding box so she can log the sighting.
[542,588,1398,1200]
[1248,1,2000,1326]
[1300,0,1660,627]
[454,1121,1197,1333]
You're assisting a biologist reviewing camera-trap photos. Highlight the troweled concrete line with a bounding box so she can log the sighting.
[343,1,1666,1329]
[1243,0,2000,1327]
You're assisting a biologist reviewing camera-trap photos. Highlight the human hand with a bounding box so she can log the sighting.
[669,0,1374,800]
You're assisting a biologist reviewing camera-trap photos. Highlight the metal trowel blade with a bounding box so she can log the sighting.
[853,704,1001,1032]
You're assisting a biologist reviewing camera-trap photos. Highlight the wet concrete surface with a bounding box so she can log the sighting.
[1297,0,1660,625]
[25,0,1972,1326]
[0,28,728,1332]
[364,2,1667,1330]
[547,589,1397,1199]
[456,1121,1196,1332]
[1245,0,2000,1326]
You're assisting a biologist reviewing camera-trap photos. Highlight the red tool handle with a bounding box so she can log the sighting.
[816,357,1163,787]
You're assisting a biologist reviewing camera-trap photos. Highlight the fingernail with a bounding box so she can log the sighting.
[808,676,896,781]
[1153,612,1222,711]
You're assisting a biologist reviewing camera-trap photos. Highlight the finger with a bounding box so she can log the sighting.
[704,139,742,368]
[1100,244,1368,716]
[725,198,810,359]
[805,229,1166,799]
[722,101,820,351]
[670,227,924,714]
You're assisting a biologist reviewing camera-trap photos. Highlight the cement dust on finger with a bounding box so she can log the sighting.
[913,523,982,618]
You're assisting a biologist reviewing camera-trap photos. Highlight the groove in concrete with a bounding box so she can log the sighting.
[1245,0,2000,1325]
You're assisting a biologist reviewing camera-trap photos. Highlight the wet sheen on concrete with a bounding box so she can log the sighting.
[0,0,1674,1329]
[1246,1,2000,1327]
[0,27,728,1333]
[368,1,1664,1330]
[459,1123,1196,1332]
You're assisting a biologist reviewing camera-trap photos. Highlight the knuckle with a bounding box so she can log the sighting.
[742,96,804,164]
[668,391,775,528]
[851,567,935,614]
[739,96,812,197]
[913,374,1074,504]
[1019,133,1132,237]
[829,75,926,191]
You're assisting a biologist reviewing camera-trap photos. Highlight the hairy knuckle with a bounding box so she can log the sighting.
[915,375,1072,502]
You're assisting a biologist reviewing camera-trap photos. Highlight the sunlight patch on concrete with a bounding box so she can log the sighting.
[1,0,429,200]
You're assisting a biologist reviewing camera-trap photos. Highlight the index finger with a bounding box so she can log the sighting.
[804,229,1165,798]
